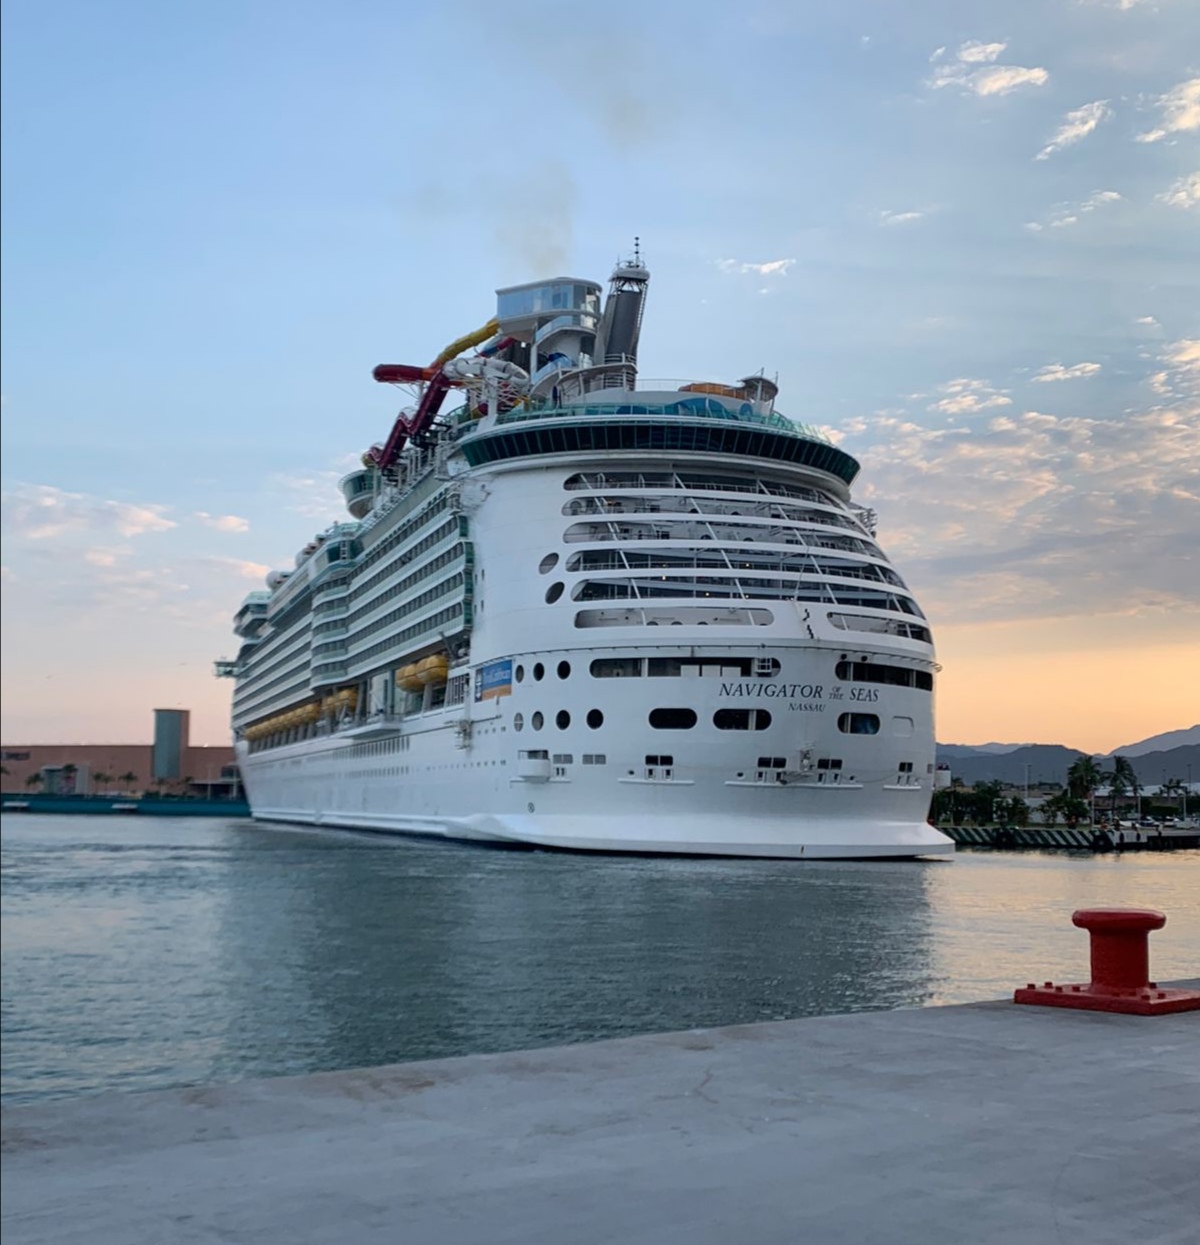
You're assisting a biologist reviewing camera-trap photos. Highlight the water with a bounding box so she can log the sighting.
[2,815,1196,1106]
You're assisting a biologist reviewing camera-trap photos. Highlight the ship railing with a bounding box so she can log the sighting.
[484,387,830,443]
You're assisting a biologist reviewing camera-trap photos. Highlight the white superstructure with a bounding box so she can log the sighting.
[218,253,952,858]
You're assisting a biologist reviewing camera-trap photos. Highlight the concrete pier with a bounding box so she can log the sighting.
[3,993,1198,1244]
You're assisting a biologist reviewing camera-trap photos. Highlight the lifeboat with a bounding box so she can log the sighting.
[416,654,449,686]
[396,664,424,693]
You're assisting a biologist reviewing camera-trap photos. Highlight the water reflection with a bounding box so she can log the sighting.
[210,829,940,1080]
[2,816,1196,1105]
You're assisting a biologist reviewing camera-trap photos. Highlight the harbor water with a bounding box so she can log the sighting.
[2,814,1197,1105]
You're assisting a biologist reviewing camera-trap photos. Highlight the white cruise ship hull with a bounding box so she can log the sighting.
[224,263,953,861]
[245,802,951,859]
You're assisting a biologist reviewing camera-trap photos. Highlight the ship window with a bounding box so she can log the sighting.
[758,756,787,768]
[645,755,674,766]
[557,661,571,679]
[545,582,564,604]
[586,709,604,728]
[590,657,642,677]
[714,709,772,731]
[538,553,559,574]
[531,712,544,731]
[582,754,607,765]
[649,708,697,729]
[556,710,571,730]
[835,660,933,691]
[533,663,545,681]
[838,713,880,735]
[893,716,914,737]
[513,713,524,732]
[552,754,573,765]
[515,664,525,683]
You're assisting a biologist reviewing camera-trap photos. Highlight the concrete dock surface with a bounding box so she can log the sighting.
[3,992,1198,1245]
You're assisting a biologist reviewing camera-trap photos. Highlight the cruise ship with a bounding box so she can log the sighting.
[217,250,952,858]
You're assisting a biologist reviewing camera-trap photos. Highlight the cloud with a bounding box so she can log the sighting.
[1035,101,1112,160]
[1,484,175,541]
[716,258,796,276]
[928,41,1049,97]
[270,471,347,521]
[195,512,251,533]
[1032,362,1103,383]
[83,548,128,567]
[1026,189,1121,231]
[201,556,271,581]
[956,40,1007,65]
[1136,78,1200,143]
[927,377,1012,415]
[1157,171,1200,210]
[841,403,1200,627]
[1147,339,1200,399]
[878,209,924,226]
[1135,316,1160,327]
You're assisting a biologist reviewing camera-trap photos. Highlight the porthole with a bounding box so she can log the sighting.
[532,711,544,731]
[545,582,564,604]
[556,710,571,730]
[649,708,698,729]
[713,709,772,731]
[586,709,604,729]
[513,713,524,732]
[533,662,545,681]
[515,664,525,683]
[557,660,571,679]
[538,553,559,574]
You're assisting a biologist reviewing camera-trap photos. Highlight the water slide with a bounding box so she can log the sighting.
[369,319,503,470]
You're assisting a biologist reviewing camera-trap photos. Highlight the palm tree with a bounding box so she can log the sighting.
[972,779,1006,825]
[119,771,140,794]
[25,772,44,790]
[1067,755,1102,820]
[1159,777,1187,807]
[93,771,112,793]
[1103,755,1141,823]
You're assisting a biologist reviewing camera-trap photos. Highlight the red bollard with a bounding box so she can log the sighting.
[1014,907,1200,1015]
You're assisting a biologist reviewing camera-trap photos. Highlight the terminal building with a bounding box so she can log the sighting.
[1,709,238,798]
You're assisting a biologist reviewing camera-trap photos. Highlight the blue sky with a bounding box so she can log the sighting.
[2,0,1197,750]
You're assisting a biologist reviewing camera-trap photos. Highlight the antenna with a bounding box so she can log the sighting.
[633,235,641,265]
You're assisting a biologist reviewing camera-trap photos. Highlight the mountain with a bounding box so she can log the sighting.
[938,742,1036,757]
[937,743,1200,789]
[1102,726,1200,758]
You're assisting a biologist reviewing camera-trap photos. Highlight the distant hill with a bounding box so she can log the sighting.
[937,743,1200,788]
[938,742,1034,758]
[1102,725,1200,758]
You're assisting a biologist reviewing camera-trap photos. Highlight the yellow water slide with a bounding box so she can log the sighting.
[432,318,499,369]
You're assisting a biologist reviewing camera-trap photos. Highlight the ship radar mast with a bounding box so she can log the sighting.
[595,237,650,371]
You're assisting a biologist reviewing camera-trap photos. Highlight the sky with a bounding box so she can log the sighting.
[1,0,1197,754]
